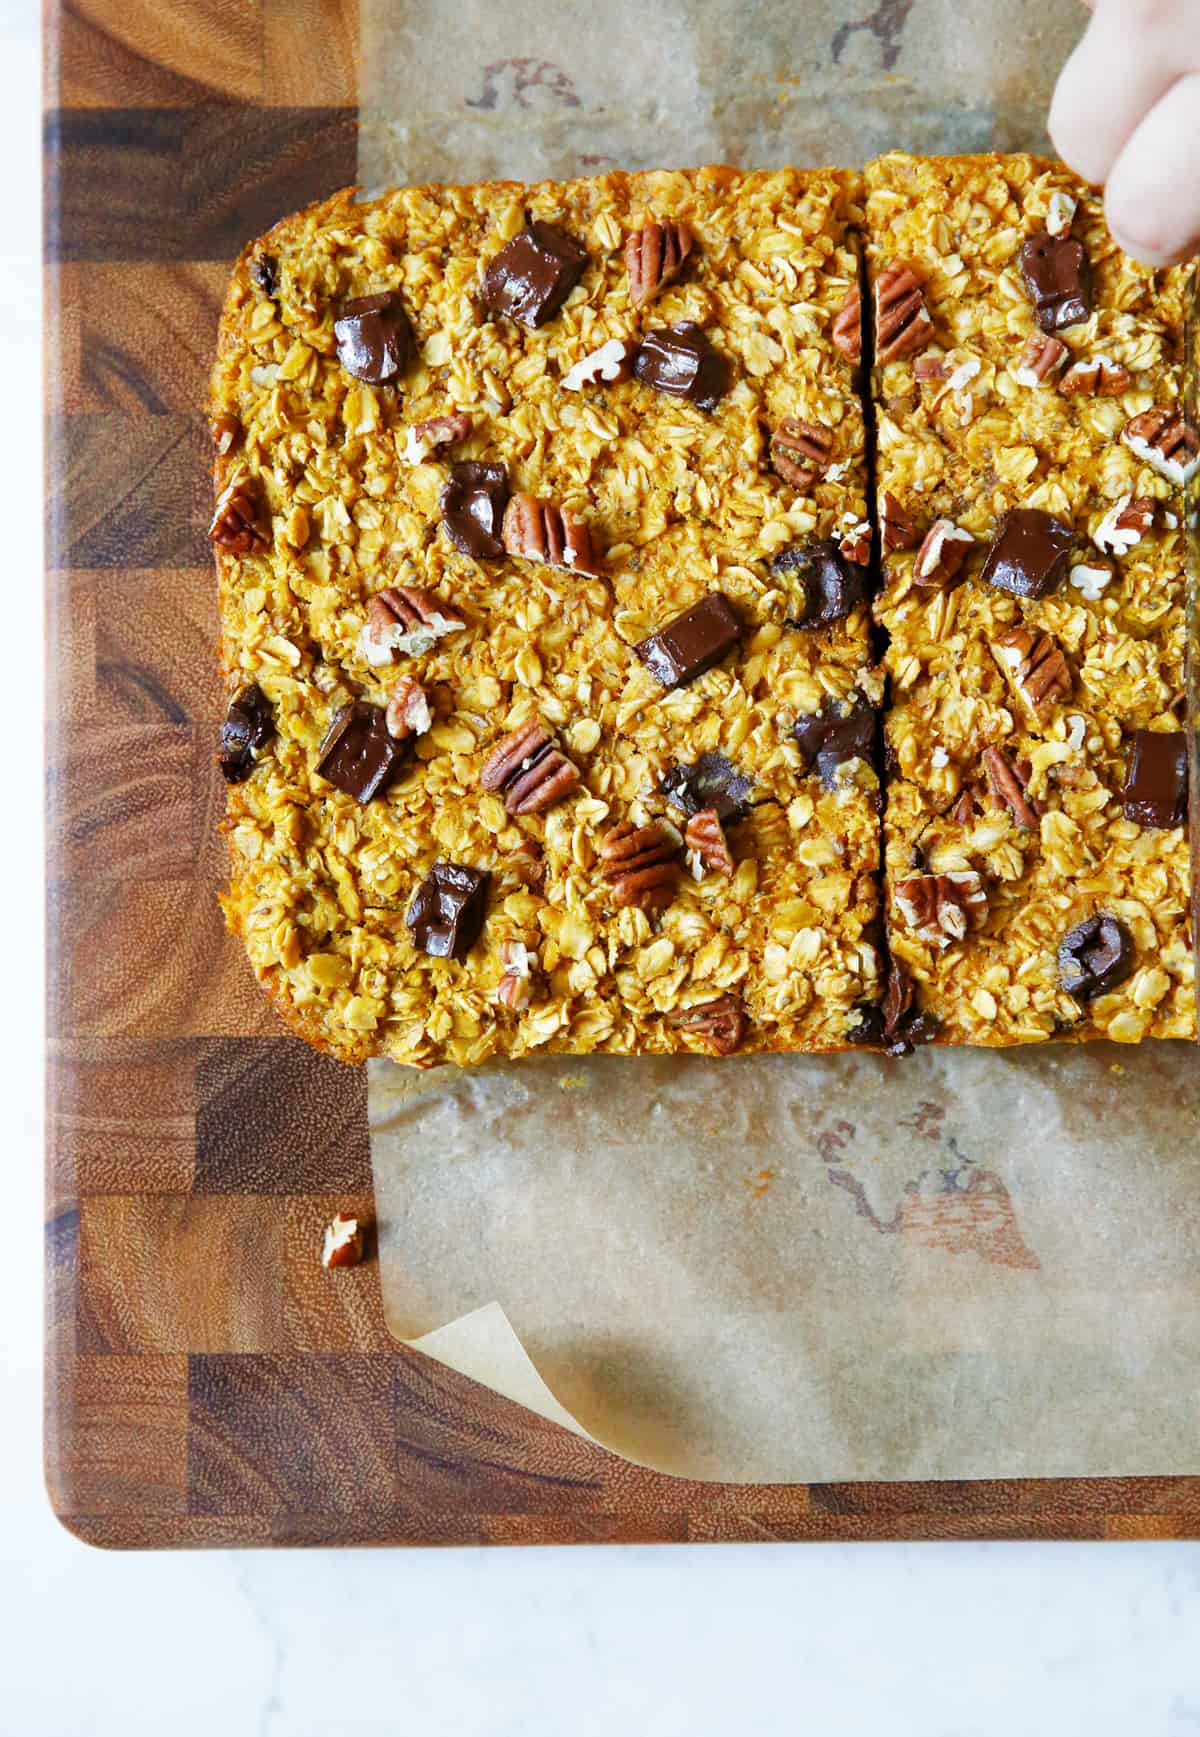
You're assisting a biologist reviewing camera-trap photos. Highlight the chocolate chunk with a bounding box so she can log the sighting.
[440,460,510,559]
[316,701,409,804]
[220,683,274,784]
[1058,914,1135,1001]
[482,222,588,329]
[979,509,1075,601]
[845,1002,885,1047]
[406,862,491,960]
[661,751,752,823]
[1019,231,1092,332]
[1122,729,1188,828]
[887,1009,940,1056]
[334,292,416,385]
[773,539,869,627]
[634,321,731,411]
[791,693,876,786]
[250,253,278,298]
[845,964,937,1056]
[635,592,742,689]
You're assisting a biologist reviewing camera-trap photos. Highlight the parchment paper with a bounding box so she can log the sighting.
[360,0,1200,1482]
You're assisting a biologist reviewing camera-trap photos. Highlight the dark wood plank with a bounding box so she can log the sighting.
[45,106,357,262]
[189,1354,400,1515]
[59,1355,190,1516]
[195,1039,372,1194]
[46,413,210,570]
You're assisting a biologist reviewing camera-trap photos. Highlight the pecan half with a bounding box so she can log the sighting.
[912,519,973,590]
[831,285,862,364]
[480,718,581,816]
[208,476,269,555]
[1059,357,1131,397]
[385,673,433,741]
[562,337,638,391]
[1094,493,1155,556]
[769,418,833,490]
[625,220,696,307]
[599,819,680,911]
[1013,332,1067,387]
[1123,406,1200,484]
[684,808,734,877]
[895,870,987,948]
[209,412,241,456]
[874,262,933,365]
[502,493,602,575]
[362,584,466,665]
[992,626,1072,719]
[880,491,918,553]
[981,746,1040,830]
[669,995,746,1055]
[403,411,472,463]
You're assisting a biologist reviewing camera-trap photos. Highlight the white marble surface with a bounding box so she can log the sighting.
[6,1,1200,1727]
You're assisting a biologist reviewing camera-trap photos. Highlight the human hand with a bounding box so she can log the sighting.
[1049,0,1200,265]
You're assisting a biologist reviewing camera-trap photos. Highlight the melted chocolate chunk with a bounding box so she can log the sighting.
[773,539,869,627]
[635,592,742,689]
[334,291,416,385]
[791,693,876,786]
[441,460,510,559]
[1019,231,1092,332]
[316,701,408,804]
[661,751,752,822]
[980,509,1075,600]
[634,322,731,411]
[220,683,274,784]
[482,222,588,329]
[1058,914,1136,1002]
[406,862,490,959]
[1122,729,1188,828]
[845,961,938,1056]
[250,253,278,298]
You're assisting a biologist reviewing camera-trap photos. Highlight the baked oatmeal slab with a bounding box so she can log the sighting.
[210,166,883,1067]
[865,153,1195,1046]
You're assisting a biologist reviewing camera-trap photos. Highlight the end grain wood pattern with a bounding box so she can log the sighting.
[43,0,1200,1547]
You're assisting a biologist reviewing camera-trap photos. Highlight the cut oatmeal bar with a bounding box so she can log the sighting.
[210,166,883,1066]
[866,152,1196,1046]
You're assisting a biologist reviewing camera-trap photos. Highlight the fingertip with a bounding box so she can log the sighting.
[1104,76,1200,265]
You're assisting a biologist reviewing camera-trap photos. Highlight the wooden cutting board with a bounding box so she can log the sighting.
[43,0,1200,1546]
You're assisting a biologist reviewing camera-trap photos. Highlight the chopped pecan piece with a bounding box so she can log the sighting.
[1013,332,1067,387]
[913,351,947,383]
[951,790,975,827]
[895,870,987,948]
[208,475,269,555]
[831,285,862,364]
[669,995,746,1055]
[912,519,973,590]
[1122,405,1200,484]
[599,819,680,912]
[502,493,602,575]
[1059,357,1131,397]
[1045,190,1077,238]
[769,418,833,490]
[361,584,466,665]
[684,808,734,878]
[992,626,1072,720]
[321,1214,363,1270]
[209,412,241,456]
[880,491,918,553]
[403,411,472,464]
[562,338,638,391]
[838,515,872,565]
[385,674,433,741]
[1094,493,1155,556]
[480,718,581,816]
[625,219,696,307]
[497,939,536,1010]
[874,262,933,365]
[981,746,1041,830]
